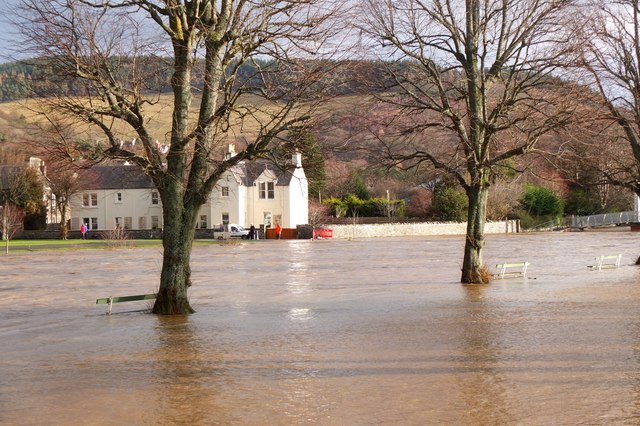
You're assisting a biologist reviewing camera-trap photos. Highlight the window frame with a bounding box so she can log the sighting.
[258,181,275,199]
[83,192,98,207]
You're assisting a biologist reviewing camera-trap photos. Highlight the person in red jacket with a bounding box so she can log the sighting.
[275,224,282,240]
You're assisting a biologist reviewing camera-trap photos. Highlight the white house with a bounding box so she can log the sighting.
[200,145,308,229]
[70,149,308,231]
[69,166,163,232]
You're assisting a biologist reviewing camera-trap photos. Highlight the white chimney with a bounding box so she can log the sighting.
[293,152,302,168]
[226,144,236,159]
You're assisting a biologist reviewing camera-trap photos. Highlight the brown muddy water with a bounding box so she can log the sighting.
[2,231,640,425]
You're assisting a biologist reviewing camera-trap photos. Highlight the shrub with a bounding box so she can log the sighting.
[520,184,563,217]
[431,186,468,222]
[564,189,599,216]
[323,195,404,218]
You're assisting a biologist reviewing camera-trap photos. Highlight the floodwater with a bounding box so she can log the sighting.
[2,231,640,425]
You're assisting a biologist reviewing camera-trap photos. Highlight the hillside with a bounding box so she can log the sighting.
[0,81,632,220]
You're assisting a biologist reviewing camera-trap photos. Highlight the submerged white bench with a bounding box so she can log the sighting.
[494,262,529,279]
[589,254,622,271]
[96,293,157,315]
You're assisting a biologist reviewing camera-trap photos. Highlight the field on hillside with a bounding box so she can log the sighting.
[0,93,365,145]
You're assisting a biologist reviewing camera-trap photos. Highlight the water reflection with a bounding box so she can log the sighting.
[150,316,227,425]
[287,307,314,322]
[286,242,312,295]
[458,285,513,424]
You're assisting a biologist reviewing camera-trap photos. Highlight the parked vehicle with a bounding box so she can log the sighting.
[228,224,250,239]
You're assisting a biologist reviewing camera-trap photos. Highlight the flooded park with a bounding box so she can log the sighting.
[2,230,640,425]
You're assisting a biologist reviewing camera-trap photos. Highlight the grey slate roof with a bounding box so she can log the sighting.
[237,159,295,186]
[76,165,155,190]
[75,160,297,191]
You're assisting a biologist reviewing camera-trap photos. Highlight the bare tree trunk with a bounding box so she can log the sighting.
[153,190,197,315]
[58,203,68,240]
[461,184,488,283]
[3,206,7,255]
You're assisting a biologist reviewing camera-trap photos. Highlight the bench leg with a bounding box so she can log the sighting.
[107,297,113,315]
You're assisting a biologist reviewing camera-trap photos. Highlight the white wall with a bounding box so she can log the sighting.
[285,169,308,228]
[205,171,243,227]
[326,221,520,239]
[70,188,163,230]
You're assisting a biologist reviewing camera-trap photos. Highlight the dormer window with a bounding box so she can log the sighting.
[258,181,275,199]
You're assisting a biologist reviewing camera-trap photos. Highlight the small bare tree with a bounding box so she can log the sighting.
[0,204,24,254]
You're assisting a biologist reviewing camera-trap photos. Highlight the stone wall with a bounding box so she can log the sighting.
[12,220,520,240]
[321,220,519,239]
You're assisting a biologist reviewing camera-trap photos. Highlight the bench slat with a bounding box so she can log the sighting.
[96,293,157,305]
[496,263,527,268]
[96,293,157,314]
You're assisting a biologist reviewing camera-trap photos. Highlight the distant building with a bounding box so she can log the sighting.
[69,146,308,231]
[201,144,308,230]
[69,165,162,232]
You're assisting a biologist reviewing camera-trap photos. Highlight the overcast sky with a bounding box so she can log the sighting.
[0,0,23,63]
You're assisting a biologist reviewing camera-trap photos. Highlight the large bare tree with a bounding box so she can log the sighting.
[359,0,578,283]
[576,0,640,198]
[16,0,339,314]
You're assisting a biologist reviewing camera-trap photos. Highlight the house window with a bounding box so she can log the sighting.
[259,182,275,199]
[124,217,132,230]
[222,213,229,225]
[199,215,207,229]
[115,217,122,228]
[151,216,159,229]
[221,186,229,197]
[115,192,123,203]
[83,217,98,230]
[151,191,159,205]
[83,193,98,207]
[138,216,147,229]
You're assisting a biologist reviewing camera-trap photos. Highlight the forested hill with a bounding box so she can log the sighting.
[0,62,34,101]
[0,58,384,102]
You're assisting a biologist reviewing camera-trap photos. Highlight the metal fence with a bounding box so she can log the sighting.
[571,211,638,229]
